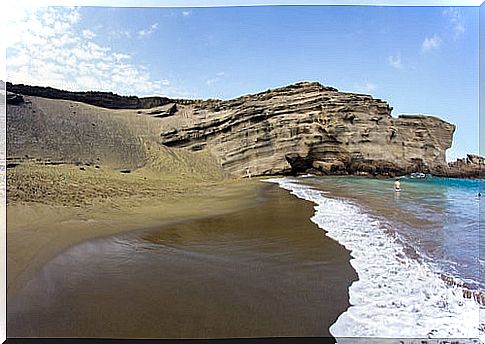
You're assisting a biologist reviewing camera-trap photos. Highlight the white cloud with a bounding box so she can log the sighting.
[443,7,465,40]
[388,53,403,69]
[206,72,225,86]
[6,7,172,96]
[421,34,442,53]
[182,11,191,17]
[113,53,131,61]
[110,29,132,39]
[138,23,158,38]
[353,81,376,94]
[82,29,96,39]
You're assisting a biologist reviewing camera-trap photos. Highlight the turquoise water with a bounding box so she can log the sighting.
[271,176,482,339]
[303,176,483,291]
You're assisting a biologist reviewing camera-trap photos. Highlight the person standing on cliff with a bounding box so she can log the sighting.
[246,167,252,179]
[394,177,401,192]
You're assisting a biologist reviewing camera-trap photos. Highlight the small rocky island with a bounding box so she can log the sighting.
[6,81,483,178]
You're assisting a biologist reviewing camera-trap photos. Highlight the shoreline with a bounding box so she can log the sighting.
[269,176,481,340]
[7,177,267,298]
[8,183,356,338]
[9,171,480,339]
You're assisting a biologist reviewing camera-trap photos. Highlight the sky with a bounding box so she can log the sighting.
[4,4,480,160]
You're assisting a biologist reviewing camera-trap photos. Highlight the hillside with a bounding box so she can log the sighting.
[7,81,483,183]
[6,92,225,206]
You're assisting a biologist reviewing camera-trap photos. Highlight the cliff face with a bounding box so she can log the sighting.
[8,81,470,178]
[160,82,455,177]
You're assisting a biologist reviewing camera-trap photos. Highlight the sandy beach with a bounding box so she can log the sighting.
[7,162,265,298]
[4,4,482,341]
[8,183,356,338]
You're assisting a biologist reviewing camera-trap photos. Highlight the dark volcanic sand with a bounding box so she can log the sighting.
[7,184,357,338]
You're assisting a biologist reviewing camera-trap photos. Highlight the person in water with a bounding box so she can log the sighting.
[394,177,401,192]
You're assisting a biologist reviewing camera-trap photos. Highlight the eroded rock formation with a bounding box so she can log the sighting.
[446,154,484,178]
[160,82,456,177]
[8,81,481,178]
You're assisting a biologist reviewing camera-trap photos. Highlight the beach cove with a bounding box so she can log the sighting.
[7,181,356,338]
[5,65,482,341]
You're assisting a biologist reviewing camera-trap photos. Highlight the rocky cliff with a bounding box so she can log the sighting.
[8,81,481,178]
[159,82,456,177]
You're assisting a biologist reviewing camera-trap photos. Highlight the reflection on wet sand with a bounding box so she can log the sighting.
[8,185,356,338]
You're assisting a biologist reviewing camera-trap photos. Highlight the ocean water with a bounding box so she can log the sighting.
[267,176,483,342]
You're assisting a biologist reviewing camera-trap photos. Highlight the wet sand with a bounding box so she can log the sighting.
[8,184,357,338]
[7,177,264,298]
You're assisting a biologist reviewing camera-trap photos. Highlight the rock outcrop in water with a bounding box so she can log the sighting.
[446,154,484,179]
[8,81,482,178]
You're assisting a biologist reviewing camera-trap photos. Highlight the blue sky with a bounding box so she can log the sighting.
[5,5,479,160]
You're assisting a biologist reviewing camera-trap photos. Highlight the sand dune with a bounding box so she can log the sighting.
[6,95,261,296]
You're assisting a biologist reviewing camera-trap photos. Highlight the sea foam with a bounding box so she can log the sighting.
[266,177,481,343]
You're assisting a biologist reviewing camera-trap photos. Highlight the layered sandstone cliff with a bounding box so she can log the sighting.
[159,82,456,177]
[8,81,481,178]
